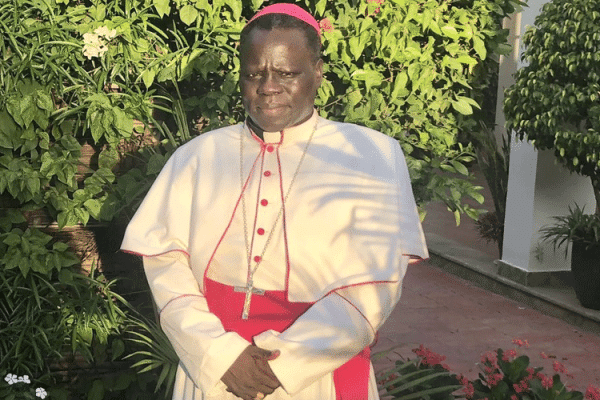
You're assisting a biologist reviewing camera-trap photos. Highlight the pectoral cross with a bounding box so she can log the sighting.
[234,279,265,320]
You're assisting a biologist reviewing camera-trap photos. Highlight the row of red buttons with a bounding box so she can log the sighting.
[254,149,275,263]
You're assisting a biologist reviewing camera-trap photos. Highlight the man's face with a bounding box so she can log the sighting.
[240,28,323,133]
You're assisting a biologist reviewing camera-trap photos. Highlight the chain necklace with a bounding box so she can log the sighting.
[235,119,318,319]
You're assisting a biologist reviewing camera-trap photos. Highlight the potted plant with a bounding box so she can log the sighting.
[540,205,600,309]
[503,0,600,309]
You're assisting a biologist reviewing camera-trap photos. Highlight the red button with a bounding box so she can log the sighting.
[257,228,265,235]
[264,171,272,177]
[254,256,261,263]
[260,199,268,206]
[266,145,275,152]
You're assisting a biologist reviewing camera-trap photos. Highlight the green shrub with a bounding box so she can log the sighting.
[504,0,600,213]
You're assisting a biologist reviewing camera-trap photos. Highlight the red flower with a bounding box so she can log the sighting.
[512,338,530,348]
[586,385,600,400]
[413,345,448,368]
[486,372,504,387]
[511,396,518,400]
[513,380,529,393]
[481,351,499,368]
[552,361,567,374]
[463,382,475,399]
[538,373,554,390]
[503,349,518,362]
[319,18,334,33]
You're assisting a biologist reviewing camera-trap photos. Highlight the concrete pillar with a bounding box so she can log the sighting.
[495,0,596,285]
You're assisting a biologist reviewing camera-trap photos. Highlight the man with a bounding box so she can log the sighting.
[121,4,428,400]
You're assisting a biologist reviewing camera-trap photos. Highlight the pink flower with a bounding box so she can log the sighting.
[486,372,503,387]
[538,373,553,390]
[525,368,535,381]
[463,382,475,399]
[503,349,518,362]
[552,361,567,374]
[457,374,469,385]
[413,345,448,368]
[481,351,499,368]
[586,385,600,400]
[319,18,333,33]
[513,380,529,393]
[512,338,530,348]
[511,396,518,400]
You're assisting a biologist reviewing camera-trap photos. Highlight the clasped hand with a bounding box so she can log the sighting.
[221,345,281,400]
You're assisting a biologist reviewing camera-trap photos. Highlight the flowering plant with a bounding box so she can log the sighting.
[377,341,600,400]
[1,373,48,399]
[376,345,461,399]
[458,339,591,400]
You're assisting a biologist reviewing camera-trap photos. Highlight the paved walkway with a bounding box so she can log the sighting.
[372,193,600,392]
[372,260,600,392]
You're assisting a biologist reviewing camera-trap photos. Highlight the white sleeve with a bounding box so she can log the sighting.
[143,252,250,394]
[253,255,411,395]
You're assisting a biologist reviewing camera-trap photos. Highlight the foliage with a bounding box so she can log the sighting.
[314,0,521,223]
[0,373,49,400]
[377,341,596,400]
[470,124,510,255]
[504,0,600,214]
[1,0,522,228]
[540,204,600,254]
[376,345,462,399]
[465,347,584,400]
[125,316,179,398]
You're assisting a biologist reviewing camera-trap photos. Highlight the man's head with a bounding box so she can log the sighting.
[239,6,323,133]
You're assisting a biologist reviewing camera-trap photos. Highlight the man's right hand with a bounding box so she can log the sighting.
[221,345,281,400]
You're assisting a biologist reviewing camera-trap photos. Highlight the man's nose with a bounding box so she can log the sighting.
[258,73,282,94]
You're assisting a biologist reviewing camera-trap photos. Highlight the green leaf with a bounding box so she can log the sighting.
[111,338,126,361]
[153,0,170,17]
[473,36,487,59]
[450,160,469,175]
[452,97,473,115]
[391,71,409,99]
[441,25,459,40]
[88,380,105,400]
[180,5,198,26]
[141,69,157,89]
[84,199,103,219]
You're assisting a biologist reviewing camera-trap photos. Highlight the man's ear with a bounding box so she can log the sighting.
[315,58,324,86]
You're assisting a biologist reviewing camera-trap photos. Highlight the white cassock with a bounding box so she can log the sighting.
[121,110,429,400]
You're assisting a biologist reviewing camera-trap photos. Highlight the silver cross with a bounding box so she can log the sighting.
[234,279,265,320]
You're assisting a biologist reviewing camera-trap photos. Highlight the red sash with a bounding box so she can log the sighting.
[204,278,370,399]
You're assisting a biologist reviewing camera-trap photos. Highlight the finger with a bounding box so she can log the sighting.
[248,345,276,360]
[267,349,280,360]
[251,370,280,393]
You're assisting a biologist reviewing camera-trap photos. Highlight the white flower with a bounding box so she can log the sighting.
[94,26,117,40]
[4,373,18,385]
[83,32,101,45]
[36,387,48,399]
[82,30,111,59]
[18,375,31,384]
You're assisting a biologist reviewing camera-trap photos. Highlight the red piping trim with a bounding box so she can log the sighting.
[122,249,190,258]
[276,145,293,298]
[333,291,377,340]
[203,145,263,288]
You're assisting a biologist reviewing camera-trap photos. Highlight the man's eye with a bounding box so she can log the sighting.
[245,73,261,79]
[280,72,296,78]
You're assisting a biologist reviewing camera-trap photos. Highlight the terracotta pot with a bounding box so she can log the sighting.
[571,241,600,310]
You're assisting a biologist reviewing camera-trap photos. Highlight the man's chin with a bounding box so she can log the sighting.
[251,115,292,133]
